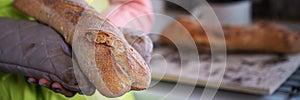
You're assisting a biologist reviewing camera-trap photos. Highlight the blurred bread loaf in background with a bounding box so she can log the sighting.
[160,16,300,54]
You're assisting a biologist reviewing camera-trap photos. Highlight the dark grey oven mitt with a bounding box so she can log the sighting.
[0,18,94,94]
[0,18,153,95]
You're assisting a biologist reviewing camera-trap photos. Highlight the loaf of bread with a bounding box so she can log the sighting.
[161,16,300,54]
[14,0,151,97]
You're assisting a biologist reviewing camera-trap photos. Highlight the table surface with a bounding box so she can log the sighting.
[135,4,300,99]
[135,66,300,100]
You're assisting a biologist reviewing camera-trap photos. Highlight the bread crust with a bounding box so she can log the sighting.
[14,0,151,97]
[161,16,300,54]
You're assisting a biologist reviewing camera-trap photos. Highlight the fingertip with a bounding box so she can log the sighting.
[78,91,85,95]
[38,78,50,87]
[51,82,76,97]
[27,77,37,84]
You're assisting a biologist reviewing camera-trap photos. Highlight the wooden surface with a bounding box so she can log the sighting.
[150,46,300,95]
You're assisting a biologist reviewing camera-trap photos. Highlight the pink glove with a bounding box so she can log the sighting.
[102,0,153,32]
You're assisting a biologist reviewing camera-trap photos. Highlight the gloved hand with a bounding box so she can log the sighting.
[0,18,153,97]
[121,27,153,63]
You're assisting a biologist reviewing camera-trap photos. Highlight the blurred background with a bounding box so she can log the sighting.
[136,0,300,100]
[152,0,300,22]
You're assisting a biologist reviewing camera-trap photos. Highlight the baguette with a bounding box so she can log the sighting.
[161,16,300,54]
[14,0,151,97]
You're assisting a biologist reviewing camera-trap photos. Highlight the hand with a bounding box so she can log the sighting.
[0,18,153,97]
[0,18,95,97]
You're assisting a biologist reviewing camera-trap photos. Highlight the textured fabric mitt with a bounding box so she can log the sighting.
[0,18,153,95]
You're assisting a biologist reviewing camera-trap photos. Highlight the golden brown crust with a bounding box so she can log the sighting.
[161,16,300,54]
[14,0,151,97]
[94,43,131,97]
[223,21,300,53]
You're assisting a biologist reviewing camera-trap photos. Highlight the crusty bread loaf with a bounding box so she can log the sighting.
[14,0,151,97]
[161,16,300,54]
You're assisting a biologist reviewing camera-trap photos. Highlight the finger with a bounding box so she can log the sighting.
[38,78,51,88]
[27,77,37,84]
[51,82,76,97]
